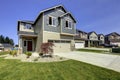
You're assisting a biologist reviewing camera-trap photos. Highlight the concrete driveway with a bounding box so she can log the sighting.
[55,51,120,73]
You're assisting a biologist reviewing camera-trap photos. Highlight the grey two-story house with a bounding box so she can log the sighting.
[105,32,120,46]
[17,5,76,53]
[86,31,100,47]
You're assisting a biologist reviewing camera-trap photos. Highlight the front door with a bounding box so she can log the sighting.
[27,41,32,51]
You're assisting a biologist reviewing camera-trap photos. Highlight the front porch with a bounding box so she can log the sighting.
[18,35,37,53]
[85,40,101,47]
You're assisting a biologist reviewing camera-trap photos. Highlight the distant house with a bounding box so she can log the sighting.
[0,43,13,51]
[74,29,88,48]
[86,31,100,47]
[105,32,120,46]
[75,30,106,48]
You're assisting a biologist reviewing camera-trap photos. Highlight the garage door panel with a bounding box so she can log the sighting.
[75,42,84,49]
[53,43,71,53]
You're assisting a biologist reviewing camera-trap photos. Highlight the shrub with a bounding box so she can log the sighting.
[0,51,9,55]
[25,52,32,58]
[9,50,17,57]
[39,53,43,56]
[112,48,120,53]
[40,42,54,57]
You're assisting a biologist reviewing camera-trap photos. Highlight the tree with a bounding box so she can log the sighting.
[41,42,54,57]
[15,44,18,47]
[4,37,10,43]
[0,35,5,43]
[0,35,14,46]
[9,39,14,46]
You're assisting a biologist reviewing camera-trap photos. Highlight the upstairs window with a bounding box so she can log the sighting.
[24,24,33,30]
[65,20,72,29]
[66,21,69,28]
[101,37,103,39]
[49,17,52,25]
[90,36,93,39]
[48,16,56,26]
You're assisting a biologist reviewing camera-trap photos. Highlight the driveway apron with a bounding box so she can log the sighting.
[55,51,120,73]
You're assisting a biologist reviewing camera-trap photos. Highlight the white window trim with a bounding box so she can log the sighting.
[48,15,56,27]
[65,19,72,29]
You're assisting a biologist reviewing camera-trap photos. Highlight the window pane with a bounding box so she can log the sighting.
[69,22,72,28]
[24,24,32,29]
[66,21,68,27]
[24,41,26,46]
[49,17,52,25]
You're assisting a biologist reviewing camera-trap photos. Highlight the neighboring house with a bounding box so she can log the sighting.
[74,29,88,48]
[86,31,100,47]
[98,34,105,44]
[17,5,76,53]
[105,32,120,46]
[0,43,13,51]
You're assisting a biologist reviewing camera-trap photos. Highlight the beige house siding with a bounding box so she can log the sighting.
[43,31,60,42]
[60,35,74,40]
[43,31,75,53]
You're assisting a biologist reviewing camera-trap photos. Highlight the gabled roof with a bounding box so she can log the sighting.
[76,29,87,34]
[98,34,104,37]
[59,12,76,23]
[18,5,76,25]
[88,31,98,36]
[40,5,67,13]
[34,5,67,24]
[105,32,120,37]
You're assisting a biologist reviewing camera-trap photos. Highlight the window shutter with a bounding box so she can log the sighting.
[56,18,58,27]
[71,22,73,29]
[47,16,49,25]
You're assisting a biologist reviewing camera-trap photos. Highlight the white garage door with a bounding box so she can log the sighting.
[75,42,85,49]
[53,43,71,53]
[48,40,71,53]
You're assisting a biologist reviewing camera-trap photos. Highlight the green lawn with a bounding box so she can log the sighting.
[0,58,120,80]
[0,51,9,55]
[77,49,110,53]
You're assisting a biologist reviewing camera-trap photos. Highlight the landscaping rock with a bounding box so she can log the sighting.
[32,52,39,57]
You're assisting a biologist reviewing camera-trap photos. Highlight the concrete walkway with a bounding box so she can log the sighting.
[55,51,120,73]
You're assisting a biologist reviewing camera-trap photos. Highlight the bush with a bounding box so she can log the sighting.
[9,50,17,56]
[0,51,9,55]
[25,52,32,58]
[39,53,43,56]
[41,42,54,57]
[112,48,120,53]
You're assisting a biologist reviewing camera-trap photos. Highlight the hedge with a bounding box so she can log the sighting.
[112,48,120,53]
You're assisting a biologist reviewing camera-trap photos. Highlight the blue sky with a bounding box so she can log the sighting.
[0,0,120,44]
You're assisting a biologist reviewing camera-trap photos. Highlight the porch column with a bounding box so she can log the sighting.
[88,41,90,47]
[18,36,23,54]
